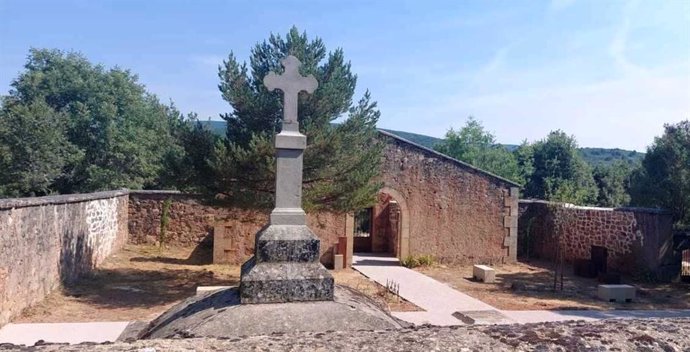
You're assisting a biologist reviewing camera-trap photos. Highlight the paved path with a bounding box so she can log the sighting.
[0,322,130,346]
[353,253,495,325]
[352,253,690,326]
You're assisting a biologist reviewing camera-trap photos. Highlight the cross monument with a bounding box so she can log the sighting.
[239,55,334,304]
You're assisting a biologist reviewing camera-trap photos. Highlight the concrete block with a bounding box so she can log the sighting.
[333,254,344,271]
[598,284,635,302]
[196,286,233,295]
[473,265,496,283]
[503,215,517,228]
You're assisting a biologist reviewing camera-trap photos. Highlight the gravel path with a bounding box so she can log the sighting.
[2,318,688,351]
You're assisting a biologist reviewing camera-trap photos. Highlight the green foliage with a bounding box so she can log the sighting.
[417,254,435,266]
[158,197,172,246]
[0,48,186,196]
[207,27,383,212]
[523,130,597,204]
[401,255,420,268]
[434,117,522,184]
[630,120,690,227]
[401,254,434,268]
[0,99,81,196]
[592,161,633,207]
[579,147,644,166]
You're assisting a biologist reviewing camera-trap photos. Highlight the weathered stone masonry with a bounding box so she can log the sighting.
[377,131,520,264]
[518,200,678,280]
[0,190,129,326]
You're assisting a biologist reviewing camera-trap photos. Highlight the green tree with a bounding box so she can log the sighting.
[525,130,597,204]
[592,161,632,207]
[630,120,690,227]
[208,27,383,212]
[434,117,522,183]
[513,140,535,184]
[0,48,183,196]
[0,99,81,196]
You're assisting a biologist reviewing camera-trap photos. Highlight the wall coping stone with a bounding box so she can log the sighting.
[519,199,671,215]
[0,189,129,210]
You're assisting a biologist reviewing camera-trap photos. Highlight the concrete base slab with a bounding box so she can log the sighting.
[0,322,130,346]
[453,310,513,325]
[196,286,234,295]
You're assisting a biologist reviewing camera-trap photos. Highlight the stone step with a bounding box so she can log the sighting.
[240,257,334,304]
[255,225,320,263]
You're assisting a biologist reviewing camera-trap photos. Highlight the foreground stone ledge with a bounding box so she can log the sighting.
[2,318,688,351]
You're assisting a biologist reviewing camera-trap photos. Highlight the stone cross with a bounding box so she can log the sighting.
[264,55,317,132]
[239,56,334,304]
[264,55,316,226]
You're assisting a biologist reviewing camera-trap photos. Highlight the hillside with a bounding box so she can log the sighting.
[201,121,644,166]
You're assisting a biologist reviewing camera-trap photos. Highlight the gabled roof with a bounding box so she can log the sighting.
[377,129,522,188]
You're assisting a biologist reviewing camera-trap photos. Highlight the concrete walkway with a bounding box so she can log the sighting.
[352,253,690,326]
[353,253,496,325]
[0,322,130,346]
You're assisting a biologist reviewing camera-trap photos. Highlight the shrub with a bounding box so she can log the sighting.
[417,254,435,266]
[401,255,420,268]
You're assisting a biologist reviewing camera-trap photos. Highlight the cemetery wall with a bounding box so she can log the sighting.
[518,200,679,280]
[128,191,345,266]
[0,190,129,326]
[378,132,519,264]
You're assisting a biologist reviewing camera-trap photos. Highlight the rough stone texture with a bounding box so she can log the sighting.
[127,191,345,267]
[240,223,333,303]
[5,318,689,351]
[377,131,519,264]
[137,285,405,339]
[518,200,679,280]
[0,191,129,327]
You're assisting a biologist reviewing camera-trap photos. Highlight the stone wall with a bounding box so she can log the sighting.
[0,190,129,326]
[378,132,519,264]
[518,200,679,280]
[127,191,345,266]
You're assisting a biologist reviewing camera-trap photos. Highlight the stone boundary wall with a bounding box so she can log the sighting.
[0,190,129,326]
[127,191,345,266]
[518,199,679,280]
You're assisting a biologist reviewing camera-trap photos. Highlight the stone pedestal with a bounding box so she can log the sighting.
[240,225,333,303]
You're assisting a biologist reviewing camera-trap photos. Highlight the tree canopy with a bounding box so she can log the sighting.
[523,130,597,204]
[205,27,383,212]
[0,48,186,196]
[631,120,690,227]
[434,117,522,184]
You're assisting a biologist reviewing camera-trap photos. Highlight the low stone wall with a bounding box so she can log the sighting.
[0,190,129,326]
[518,200,679,280]
[128,191,346,266]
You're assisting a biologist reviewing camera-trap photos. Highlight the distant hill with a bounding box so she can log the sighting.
[201,121,644,167]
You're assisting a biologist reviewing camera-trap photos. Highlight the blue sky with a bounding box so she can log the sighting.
[1,0,688,151]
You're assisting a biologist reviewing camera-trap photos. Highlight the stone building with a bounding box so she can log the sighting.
[129,130,521,268]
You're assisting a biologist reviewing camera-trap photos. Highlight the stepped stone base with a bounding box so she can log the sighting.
[240,224,334,304]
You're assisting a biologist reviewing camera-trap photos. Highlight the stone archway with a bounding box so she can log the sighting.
[377,187,410,259]
[344,187,410,266]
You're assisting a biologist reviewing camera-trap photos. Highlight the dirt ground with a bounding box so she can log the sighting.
[416,259,690,311]
[16,244,418,323]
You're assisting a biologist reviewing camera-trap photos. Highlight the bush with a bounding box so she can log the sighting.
[417,254,435,266]
[401,255,420,268]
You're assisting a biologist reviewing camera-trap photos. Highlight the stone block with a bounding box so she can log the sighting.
[472,265,496,283]
[333,254,344,271]
[597,284,635,302]
[255,225,320,263]
[503,215,517,228]
[196,286,233,295]
[240,258,334,303]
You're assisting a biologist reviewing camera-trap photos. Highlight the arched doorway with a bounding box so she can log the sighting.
[351,187,410,259]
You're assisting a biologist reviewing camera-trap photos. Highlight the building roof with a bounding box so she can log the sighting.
[377,129,522,188]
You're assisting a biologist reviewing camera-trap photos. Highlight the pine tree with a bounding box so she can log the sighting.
[208,27,383,212]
